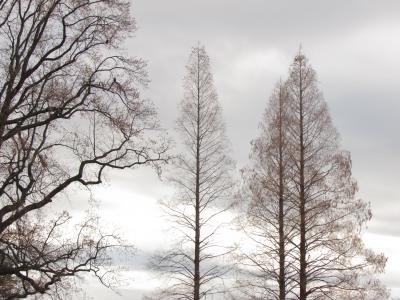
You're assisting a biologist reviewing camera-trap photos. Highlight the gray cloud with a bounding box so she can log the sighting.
[83,0,400,298]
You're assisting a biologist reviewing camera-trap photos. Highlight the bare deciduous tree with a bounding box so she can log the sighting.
[0,0,168,297]
[149,45,234,300]
[286,51,388,299]
[235,51,388,300]
[236,81,297,300]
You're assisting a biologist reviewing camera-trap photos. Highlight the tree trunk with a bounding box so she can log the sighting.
[278,85,286,300]
[193,49,201,300]
[299,72,307,300]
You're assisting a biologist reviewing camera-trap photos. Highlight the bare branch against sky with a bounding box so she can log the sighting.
[0,0,168,298]
[1,0,400,299]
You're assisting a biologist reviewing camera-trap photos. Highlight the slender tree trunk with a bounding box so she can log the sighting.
[193,49,201,300]
[278,85,286,300]
[298,72,307,300]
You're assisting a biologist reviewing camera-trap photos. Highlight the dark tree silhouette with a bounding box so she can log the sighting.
[0,0,168,298]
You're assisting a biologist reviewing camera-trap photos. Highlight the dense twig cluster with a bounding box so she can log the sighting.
[0,0,168,298]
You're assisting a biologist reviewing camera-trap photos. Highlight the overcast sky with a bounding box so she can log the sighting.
[73,1,400,298]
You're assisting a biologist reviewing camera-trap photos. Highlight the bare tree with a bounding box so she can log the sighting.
[234,51,388,300]
[0,0,168,298]
[285,51,388,299]
[236,81,297,299]
[149,45,234,300]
